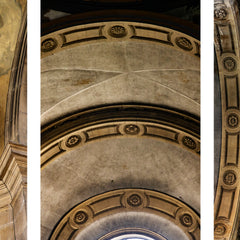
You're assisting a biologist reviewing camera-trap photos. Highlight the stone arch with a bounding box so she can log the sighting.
[214,0,240,239]
[41,7,200,240]
[49,189,200,240]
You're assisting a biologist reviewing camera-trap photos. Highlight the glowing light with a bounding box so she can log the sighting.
[111,234,155,240]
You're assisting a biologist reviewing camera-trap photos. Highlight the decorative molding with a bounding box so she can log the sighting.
[175,37,193,51]
[223,57,237,72]
[41,38,58,52]
[65,135,82,148]
[224,75,239,109]
[214,4,228,20]
[227,113,239,128]
[0,143,27,240]
[41,21,200,58]
[0,143,27,208]
[108,25,127,38]
[41,105,200,169]
[215,23,235,55]
[182,136,197,150]
[214,0,240,239]
[49,189,200,240]
[223,170,237,185]
[5,9,27,144]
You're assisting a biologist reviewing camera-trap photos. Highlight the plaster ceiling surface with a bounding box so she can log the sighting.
[41,41,200,125]
[41,137,200,239]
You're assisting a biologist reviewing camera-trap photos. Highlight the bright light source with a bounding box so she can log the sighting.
[111,234,155,240]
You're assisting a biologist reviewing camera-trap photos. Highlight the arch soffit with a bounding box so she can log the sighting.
[41,21,200,59]
[40,11,201,240]
[49,189,200,240]
[214,0,240,239]
[41,104,200,169]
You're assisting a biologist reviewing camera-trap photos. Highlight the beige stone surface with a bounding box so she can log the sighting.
[0,222,15,240]
[41,69,120,113]
[0,206,13,226]
[41,21,200,240]
[0,205,14,240]
[0,144,27,240]
[0,0,21,75]
[42,73,200,126]
[18,57,27,146]
[0,72,10,154]
[0,1,26,239]
[214,0,240,239]
[41,138,199,239]
[12,190,27,240]
[41,41,200,125]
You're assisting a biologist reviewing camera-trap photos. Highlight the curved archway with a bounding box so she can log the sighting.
[41,104,200,168]
[41,6,200,240]
[214,0,240,239]
[49,189,200,240]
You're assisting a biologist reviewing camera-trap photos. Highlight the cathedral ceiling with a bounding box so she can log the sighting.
[41,21,200,126]
[41,3,200,240]
[42,138,200,239]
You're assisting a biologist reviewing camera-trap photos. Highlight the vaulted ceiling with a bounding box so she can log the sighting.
[41,1,200,240]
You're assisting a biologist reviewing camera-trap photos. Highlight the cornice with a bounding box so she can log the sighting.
[5,9,27,144]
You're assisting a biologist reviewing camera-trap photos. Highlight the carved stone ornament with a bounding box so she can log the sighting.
[214,223,226,236]
[223,170,237,185]
[108,25,127,38]
[41,22,200,59]
[66,135,81,148]
[214,4,228,20]
[49,189,200,240]
[41,105,200,168]
[227,113,239,128]
[127,194,142,207]
[182,136,196,150]
[214,1,240,239]
[175,37,193,51]
[41,38,58,52]
[180,214,193,227]
[124,124,140,135]
[74,211,88,224]
[223,57,237,72]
